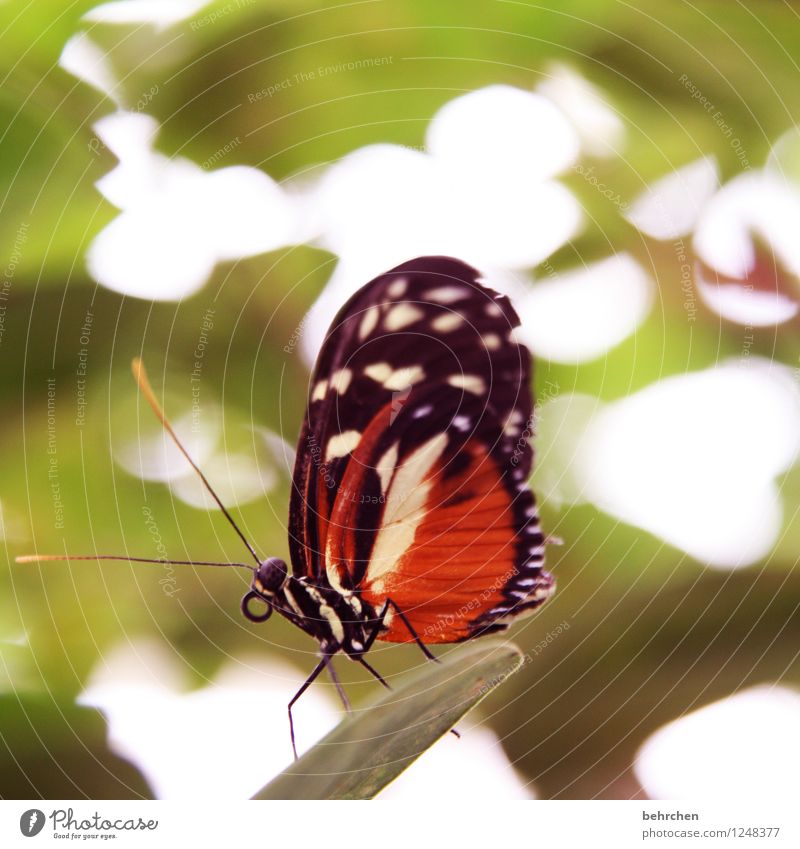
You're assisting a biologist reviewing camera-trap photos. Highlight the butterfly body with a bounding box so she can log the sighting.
[244,557,379,658]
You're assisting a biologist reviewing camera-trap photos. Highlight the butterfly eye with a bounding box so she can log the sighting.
[241,591,273,623]
[255,557,288,593]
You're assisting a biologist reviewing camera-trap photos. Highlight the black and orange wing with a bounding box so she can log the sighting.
[287,256,554,642]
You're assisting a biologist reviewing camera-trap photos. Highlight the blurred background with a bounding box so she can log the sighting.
[2,0,800,801]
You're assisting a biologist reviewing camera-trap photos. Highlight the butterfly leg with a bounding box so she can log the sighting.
[288,654,330,760]
[359,602,459,737]
[384,600,462,739]
[348,602,392,690]
[326,657,352,713]
[362,599,391,654]
[361,598,438,661]
[386,598,440,663]
[358,656,391,689]
[357,600,440,693]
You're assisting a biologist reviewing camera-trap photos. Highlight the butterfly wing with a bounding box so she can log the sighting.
[288,256,554,642]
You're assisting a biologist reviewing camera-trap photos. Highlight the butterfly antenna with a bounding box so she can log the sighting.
[131,358,261,568]
[15,554,255,571]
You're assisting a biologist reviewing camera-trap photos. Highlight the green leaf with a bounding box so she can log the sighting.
[254,639,523,800]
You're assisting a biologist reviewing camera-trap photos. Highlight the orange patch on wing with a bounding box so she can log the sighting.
[361,445,519,644]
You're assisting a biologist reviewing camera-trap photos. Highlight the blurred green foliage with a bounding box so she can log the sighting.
[1,0,799,799]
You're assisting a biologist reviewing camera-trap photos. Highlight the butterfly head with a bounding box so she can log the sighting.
[253,557,288,597]
[240,557,289,623]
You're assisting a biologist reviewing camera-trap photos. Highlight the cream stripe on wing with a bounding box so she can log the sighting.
[366,432,448,592]
[375,441,400,493]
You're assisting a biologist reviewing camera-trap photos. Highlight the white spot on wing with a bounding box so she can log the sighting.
[364,362,426,391]
[364,362,393,383]
[311,379,328,402]
[427,286,465,303]
[503,409,524,436]
[325,430,361,461]
[385,303,424,331]
[359,305,380,340]
[447,374,486,394]
[387,277,408,297]
[330,368,353,394]
[432,313,463,332]
[384,365,425,391]
[482,333,501,350]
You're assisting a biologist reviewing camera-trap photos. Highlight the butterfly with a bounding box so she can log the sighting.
[20,256,555,756]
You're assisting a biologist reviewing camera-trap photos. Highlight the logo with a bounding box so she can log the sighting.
[19,809,45,837]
